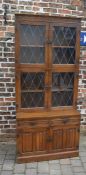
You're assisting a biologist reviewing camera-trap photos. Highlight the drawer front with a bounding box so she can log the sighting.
[17,120,49,133]
[50,116,80,127]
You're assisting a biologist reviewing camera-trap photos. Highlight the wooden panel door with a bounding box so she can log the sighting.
[51,126,79,152]
[17,129,49,155]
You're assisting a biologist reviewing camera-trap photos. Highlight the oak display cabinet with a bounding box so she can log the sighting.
[15,14,81,163]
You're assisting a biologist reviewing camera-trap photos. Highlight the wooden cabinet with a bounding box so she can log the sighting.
[15,14,81,163]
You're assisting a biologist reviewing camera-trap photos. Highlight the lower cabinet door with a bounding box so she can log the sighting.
[17,129,50,155]
[17,120,50,155]
[51,126,79,152]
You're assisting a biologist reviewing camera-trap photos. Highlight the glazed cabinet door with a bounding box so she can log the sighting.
[16,21,49,111]
[49,23,79,108]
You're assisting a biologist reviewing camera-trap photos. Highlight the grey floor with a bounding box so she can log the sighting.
[0,135,86,175]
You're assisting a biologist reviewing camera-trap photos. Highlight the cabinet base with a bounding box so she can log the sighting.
[17,150,79,163]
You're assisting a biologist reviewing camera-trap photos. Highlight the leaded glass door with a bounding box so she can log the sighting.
[49,23,79,108]
[16,22,49,110]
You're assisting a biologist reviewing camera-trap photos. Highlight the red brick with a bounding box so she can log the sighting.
[58,9,72,14]
[33,6,40,11]
[49,3,62,8]
[1,128,16,133]
[5,97,16,101]
[4,125,10,128]
[0,125,3,129]
[0,121,8,124]
[71,0,81,6]
[0,31,5,37]
[0,107,7,110]
[7,26,14,33]
[0,99,4,104]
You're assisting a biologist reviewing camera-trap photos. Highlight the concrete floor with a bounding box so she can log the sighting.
[0,134,86,175]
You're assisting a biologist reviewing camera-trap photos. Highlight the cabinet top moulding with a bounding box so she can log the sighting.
[15,14,81,27]
[17,109,80,120]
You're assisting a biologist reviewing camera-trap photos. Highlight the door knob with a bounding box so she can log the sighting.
[46,136,53,142]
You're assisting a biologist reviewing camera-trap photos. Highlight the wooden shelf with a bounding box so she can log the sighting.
[21,90,44,92]
[52,46,75,48]
[20,45,44,48]
[20,45,75,48]
[21,89,73,93]
[52,88,73,92]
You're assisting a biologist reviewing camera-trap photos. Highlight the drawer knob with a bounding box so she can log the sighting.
[63,117,69,124]
[30,122,36,126]
[46,136,53,142]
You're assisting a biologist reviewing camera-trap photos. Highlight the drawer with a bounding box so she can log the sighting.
[17,120,49,133]
[50,116,80,127]
[17,116,80,132]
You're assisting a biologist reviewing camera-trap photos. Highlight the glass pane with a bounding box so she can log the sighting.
[20,47,44,64]
[20,24,45,45]
[52,73,74,107]
[52,73,74,89]
[21,92,44,108]
[53,26,76,46]
[21,72,45,108]
[53,48,75,64]
[21,72,44,90]
[52,91,73,107]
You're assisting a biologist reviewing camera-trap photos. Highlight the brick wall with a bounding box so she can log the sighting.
[0,0,86,141]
